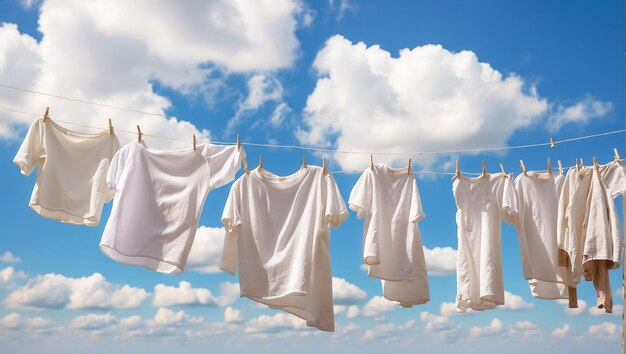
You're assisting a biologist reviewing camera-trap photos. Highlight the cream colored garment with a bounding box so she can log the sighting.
[349,163,429,307]
[512,172,568,299]
[13,118,120,226]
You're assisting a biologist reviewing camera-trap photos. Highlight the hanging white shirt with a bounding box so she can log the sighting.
[100,141,243,274]
[453,173,517,312]
[512,172,568,299]
[220,166,348,332]
[13,118,120,226]
[349,163,429,307]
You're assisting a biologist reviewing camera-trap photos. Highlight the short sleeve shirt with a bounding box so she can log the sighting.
[100,141,243,274]
[220,166,348,332]
[13,118,120,226]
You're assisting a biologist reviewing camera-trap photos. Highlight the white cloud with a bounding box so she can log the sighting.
[0,1,303,143]
[4,272,147,310]
[420,311,460,339]
[439,301,472,316]
[298,35,551,170]
[332,277,367,305]
[501,291,534,310]
[557,299,588,315]
[0,251,21,263]
[346,305,360,319]
[552,324,570,338]
[0,267,26,289]
[614,287,623,297]
[244,312,307,333]
[224,306,244,323]
[549,97,612,131]
[328,0,355,20]
[154,307,203,327]
[362,320,415,340]
[152,281,239,308]
[70,313,117,330]
[360,296,398,317]
[229,74,285,131]
[0,312,52,331]
[186,226,225,274]
[424,247,456,276]
[589,304,622,316]
[588,322,619,340]
[508,321,541,338]
[270,102,292,127]
[470,318,503,337]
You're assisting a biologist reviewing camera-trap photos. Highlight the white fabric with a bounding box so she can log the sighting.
[557,167,593,286]
[13,118,120,226]
[349,163,429,307]
[453,173,517,312]
[221,166,348,332]
[100,141,243,274]
[600,161,626,258]
[512,172,568,299]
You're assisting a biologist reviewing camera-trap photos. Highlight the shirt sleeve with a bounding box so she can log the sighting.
[13,119,44,176]
[106,147,126,192]
[501,174,518,224]
[325,173,349,229]
[207,144,244,190]
[104,136,123,202]
[409,177,426,223]
[220,181,242,275]
[348,170,372,219]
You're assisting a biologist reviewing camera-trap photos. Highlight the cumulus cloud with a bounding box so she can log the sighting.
[589,304,622,316]
[332,277,367,305]
[0,312,52,331]
[228,74,285,131]
[358,296,399,317]
[557,299,588,315]
[0,1,303,143]
[588,322,619,340]
[470,318,503,337]
[244,312,307,333]
[328,0,355,20]
[0,251,21,263]
[363,320,415,340]
[548,97,612,131]
[424,247,456,276]
[501,291,534,310]
[0,267,26,289]
[152,281,239,308]
[508,321,541,338]
[186,226,225,274]
[420,311,460,339]
[551,324,570,338]
[298,35,554,170]
[70,313,117,330]
[224,306,244,323]
[4,272,147,310]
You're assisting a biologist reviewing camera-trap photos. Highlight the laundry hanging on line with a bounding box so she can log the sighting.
[12,116,626,332]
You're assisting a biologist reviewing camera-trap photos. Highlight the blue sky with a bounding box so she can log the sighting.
[0,1,623,353]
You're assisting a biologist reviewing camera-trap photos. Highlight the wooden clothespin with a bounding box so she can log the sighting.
[613,148,621,163]
[108,119,114,135]
[520,159,527,176]
[258,154,263,172]
[237,135,241,151]
[481,160,487,177]
[455,160,461,179]
[549,137,556,149]
[237,135,249,175]
[43,107,50,122]
[369,155,374,169]
[575,158,581,171]
[547,158,552,175]
[322,157,327,175]
[580,158,585,168]
[192,134,197,150]
[557,160,564,175]
[301,155,307,170]
[407,159,412,175]
[593,157,599,170]
[500,163,506,177]
[136,125,142,143]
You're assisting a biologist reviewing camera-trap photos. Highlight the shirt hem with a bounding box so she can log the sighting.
[99,244,183,274]
[242,293,333,332]
[29,203,100,227]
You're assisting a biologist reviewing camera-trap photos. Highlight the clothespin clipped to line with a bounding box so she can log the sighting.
[136,125,142,143]
[481,160,487,177]
[547,158,552,175]
[301,155,307,170]
[258,154,263,172]
[408,159,412,175]
[593,157,599,170]
[43,107,50,122]
[322,157,327,175]
[614,148,621,163]
[455,160,461,179]
[549,137,556,149]
[557,160,564,175]
[520,160,527,176]
[108,119,114,135]
[369,155,374,169]
[500,163,506,177]
[237,135,249,175]
[192,134,197,150]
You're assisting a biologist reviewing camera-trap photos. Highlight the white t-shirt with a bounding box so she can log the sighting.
[13,118,120,226]
[348,163,429,307]
[453,173,517,312]
[220,166,348,332]
[512,172,568,299]
[100,141,243,274]
[557,167,592,286]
